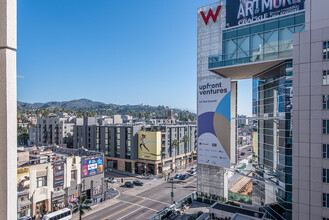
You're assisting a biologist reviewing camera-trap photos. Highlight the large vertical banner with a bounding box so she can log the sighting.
[53,162,64,187]
[138,131,161,161]
[17,167,30,195]
[198,78,231,168]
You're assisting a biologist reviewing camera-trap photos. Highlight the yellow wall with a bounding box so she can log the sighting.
[138,131,161,161]
[252,131,258,163]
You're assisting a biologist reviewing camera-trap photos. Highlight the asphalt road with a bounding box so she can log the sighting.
[237,145,252,162]
[85,176,197,220]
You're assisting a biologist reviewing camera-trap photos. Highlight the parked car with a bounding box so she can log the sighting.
[124,181,134,188]
[189,171,196,176]
[180,174,190,180]
[241,152,246,156]
[174,173,182,179]
[133,180,144,186]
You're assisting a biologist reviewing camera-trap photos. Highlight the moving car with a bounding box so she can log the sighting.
[105,177,118,183]
[174,173,182,179]
[124,181,134,188]
[133,180,144,186]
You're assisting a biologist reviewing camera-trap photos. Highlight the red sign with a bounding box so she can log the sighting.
[200,6,221,25]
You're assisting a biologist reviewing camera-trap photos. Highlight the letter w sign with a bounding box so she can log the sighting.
[200,6,221,25]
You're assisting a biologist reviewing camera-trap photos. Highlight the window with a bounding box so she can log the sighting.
[324,193,329,208]
[324,169,329,183]
[37,176,47,187]
[323,71,329,85]
[324,41,329,60]
[323,144,329,158]
[323,120,329,134]
[324,95,329,109]
[71,170,77,180]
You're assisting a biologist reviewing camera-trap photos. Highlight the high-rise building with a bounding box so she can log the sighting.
[197,0,329,219]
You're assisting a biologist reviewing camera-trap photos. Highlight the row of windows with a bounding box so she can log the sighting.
[323,41,329,60]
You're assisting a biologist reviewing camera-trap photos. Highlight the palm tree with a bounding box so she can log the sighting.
[172,139,180,172]
[72,195,92,220]
[182,135,190,168]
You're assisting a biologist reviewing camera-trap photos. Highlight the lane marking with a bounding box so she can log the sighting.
[101,199,146,220]
[183,178,197,186]
[116,207,144,220]
[120,200,159,212]
[128,195,170,205]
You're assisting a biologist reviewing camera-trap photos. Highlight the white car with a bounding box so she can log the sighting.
[189,171,197,176]
[105,177,118,183]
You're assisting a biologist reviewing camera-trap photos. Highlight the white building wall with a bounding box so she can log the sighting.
[292,1,329,219]
[0,0,17,218]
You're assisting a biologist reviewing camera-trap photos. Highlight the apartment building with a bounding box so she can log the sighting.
[73,118,197,174]
[36,118,74,148]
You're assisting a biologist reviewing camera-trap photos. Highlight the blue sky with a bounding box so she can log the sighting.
[17,0,252,116]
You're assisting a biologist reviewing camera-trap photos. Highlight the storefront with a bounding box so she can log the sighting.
[17,197,31,219]
[18,205,31,218]
[92,185,103,203]
[52,190,66,211]
[35,200,47,218]
[52,195,66,211]
[107,159,117,169]
[125,162,132,172]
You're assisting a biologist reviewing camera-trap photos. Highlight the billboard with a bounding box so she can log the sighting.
[198,78,231,168]
[17,167,30,195]
[226,0,305,28]
[138,131,161,161]
[82,156,103,178]
[53,161,64,187]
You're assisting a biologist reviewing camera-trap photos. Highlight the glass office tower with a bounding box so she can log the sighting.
[205,8,305,220]
[252,62,293,220]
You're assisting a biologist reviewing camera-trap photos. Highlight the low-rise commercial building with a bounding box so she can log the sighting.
[17,146,104,219]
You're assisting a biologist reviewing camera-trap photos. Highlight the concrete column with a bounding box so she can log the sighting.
[0,0,17,219]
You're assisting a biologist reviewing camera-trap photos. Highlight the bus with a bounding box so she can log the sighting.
[42,208,72,220]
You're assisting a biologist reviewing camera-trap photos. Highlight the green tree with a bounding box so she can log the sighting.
[182,135,190,168]
[72,195,92,220]
[172,139,180,172]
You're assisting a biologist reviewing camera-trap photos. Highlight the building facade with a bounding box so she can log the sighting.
[74,118,197,174]
[36,118,74,148]
[17,147,104,219]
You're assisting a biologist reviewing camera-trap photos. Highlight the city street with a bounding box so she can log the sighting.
[80,175,197,220]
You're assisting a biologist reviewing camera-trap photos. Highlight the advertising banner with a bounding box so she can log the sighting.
[93,185,103,196]
[226,0,305,28]
[198,78,231,168]
[53,161,64,187]
[82,156,103,178]
[68,193,79,203]
[138,131,161,161]
[17,167,30,195]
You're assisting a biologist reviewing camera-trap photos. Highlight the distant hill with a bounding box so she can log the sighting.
[17,99,196,121]
[18,99,104,110]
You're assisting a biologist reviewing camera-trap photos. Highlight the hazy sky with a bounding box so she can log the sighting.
[17,0,252,116]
